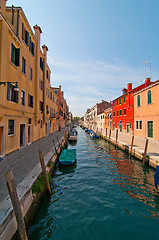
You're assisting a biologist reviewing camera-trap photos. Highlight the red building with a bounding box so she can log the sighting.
[51,85,67,130]
[112,78,154,134]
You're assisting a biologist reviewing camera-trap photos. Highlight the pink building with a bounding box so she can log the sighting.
[134,80,159,140]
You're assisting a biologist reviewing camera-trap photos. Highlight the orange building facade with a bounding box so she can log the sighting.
[134,80,159,140]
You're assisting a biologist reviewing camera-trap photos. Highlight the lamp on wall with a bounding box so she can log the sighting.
[0,81,19,91]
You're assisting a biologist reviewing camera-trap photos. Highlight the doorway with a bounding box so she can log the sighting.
[148,121,153,138]
[20,124,26,147]
[0,127,4,156]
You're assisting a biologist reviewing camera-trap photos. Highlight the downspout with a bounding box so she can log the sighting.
[16,10,19,37]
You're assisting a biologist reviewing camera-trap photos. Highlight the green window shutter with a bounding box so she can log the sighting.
[7,83,11,101]
[148,91,152,104]
[15,48,20,66]
[11,43,14,62]
[22,23,24,40]
[14,90,19,103]
[25,30,29,46]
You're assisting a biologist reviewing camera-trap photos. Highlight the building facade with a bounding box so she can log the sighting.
[105,107,112,131]
[134,80,159,140]
[0,1,67,156]
[112,78,154,135]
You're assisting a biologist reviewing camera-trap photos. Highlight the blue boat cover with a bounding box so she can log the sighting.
[154,166,159,189]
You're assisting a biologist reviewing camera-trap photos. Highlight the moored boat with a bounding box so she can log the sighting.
[59,149,76,165]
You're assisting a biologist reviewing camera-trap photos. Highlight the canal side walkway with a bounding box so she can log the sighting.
[0,129,65,204]
[102,129,159,168]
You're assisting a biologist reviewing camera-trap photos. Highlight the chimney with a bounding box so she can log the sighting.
[122,88,127,95]
[127,83,132,92]
[145,78,150,85]
[59,85,61,90]
[0,0,6,15]
[33,24,42,43]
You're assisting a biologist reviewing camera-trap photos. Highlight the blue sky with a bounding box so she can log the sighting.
[7,0,159,116]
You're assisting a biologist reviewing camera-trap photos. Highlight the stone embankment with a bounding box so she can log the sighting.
[100,129,159,169]
[0,129,68,240]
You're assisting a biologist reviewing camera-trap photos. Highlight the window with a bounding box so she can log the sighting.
[8,120,14,135]
[29,37,35,56]
[28,94,33,108]
[7,83,18,103]
[120,109,122,116]
[147,90,152,104]
[22,57,26,74]
[137,95,140,107]
[130,123,132,129]
[50,92,52,100]
[48,89,50,98]
[46,105,49,114]
[136,121,142,129]
[39,101,43,111]
[29,66,33,81]
[11,43,20,66]
[40,57,44,71]
[117,99,118,106]
[124,108,126,115]
[123,123,124,128]
[39,79,43,91]
[40,120,43,128]
[114,102,115,107]
[22,23,29,46]
[21,90,25,105]
[114,111,115,116]
[46,70,49,80]
[124,96,126,103]
[120,98,121,104]
[101,115,102,119]
[117,110,119,116]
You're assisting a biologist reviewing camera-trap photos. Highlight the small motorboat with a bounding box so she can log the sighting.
[90,132,100,139]
[59,149,76,165]
[68,129,78,141]
[85,128,89,132]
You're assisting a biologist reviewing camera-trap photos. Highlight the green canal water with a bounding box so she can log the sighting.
[28,127,159,240]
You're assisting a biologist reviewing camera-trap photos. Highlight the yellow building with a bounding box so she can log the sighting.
[0,1,59,156]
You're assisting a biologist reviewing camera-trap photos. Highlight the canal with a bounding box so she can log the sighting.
[28,127,159,240]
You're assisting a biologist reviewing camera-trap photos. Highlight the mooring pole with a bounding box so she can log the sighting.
[143,138,149,166]
[109,129,111,142]
[39,150,51,197]
[115,129,118,148]
[129,135,134,159]
[6,171,28,240]
[106,128,107,140]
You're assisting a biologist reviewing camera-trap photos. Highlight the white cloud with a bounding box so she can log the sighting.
[48,55,150,116]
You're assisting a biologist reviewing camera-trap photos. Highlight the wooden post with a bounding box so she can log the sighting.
[129,135,134,159]
[53,139,58,156]
[6,171,28,240]
[115,129,118,148]
[109,129,111,141]
[39,150,51,197]
[143,138,149,166]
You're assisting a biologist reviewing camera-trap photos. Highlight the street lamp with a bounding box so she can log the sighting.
[0,81,19,91]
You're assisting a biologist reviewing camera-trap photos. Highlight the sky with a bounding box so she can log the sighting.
[7,0,159,117]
